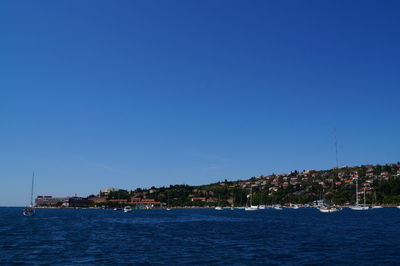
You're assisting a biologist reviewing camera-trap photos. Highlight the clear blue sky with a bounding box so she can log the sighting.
[1,1,399,206]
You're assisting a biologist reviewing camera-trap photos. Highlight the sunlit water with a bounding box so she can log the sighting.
[1,207,399,265]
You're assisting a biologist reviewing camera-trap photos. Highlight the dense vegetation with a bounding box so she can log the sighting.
[91,162,400,207]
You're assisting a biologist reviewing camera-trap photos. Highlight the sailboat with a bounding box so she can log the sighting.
[23,172,35,216]
[245,186,258,211]
[214,195,223,210]
[350,179,369,210]
[317,187,340,213]
[371,191,383,209]
[166,191,171,211]
[258,192,266,209]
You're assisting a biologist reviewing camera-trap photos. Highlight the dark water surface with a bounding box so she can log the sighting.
[0,207,399,265]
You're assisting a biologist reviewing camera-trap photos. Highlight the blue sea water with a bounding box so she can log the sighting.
[0,207,399,265]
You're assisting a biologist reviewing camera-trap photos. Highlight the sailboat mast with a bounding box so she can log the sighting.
[30,172,35,206]
[355,178,359,205]
[363,188,366,207]
[250,186,253,206]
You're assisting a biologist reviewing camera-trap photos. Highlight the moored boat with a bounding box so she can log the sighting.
[244,206,258,211]
[244,186,258,211]
[371,192,382,209]
[350,205,370,210]
[350,179,370,211]
[319,206,340,213]
[123,206,132,212]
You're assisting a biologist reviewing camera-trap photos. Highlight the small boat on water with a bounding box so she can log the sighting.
[245,187,258,211]
[258,205,266,210]
[215,206,223,210]
[371,192,382,209]
[350,205,370,210]
[23,172,35,217]
[397,206,400,209]
[319,206,340,213]
[244,206,258,211]
[350,180,370,211]
[166,192,171,211]
[273,205,283,210]
[23,206,35,216]
[124,206,132,213]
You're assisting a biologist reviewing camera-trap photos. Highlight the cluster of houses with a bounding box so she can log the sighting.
[35,163,400,208]
[87,187,161,208]
[35,195,160,209]
[188,163,400,199]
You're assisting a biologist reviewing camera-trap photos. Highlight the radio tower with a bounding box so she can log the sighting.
[334,128,339,169]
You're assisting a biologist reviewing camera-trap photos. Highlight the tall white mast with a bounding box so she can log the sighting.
[30,172,35,207]
[363,187,366,207]
[250,186,253,206]
[355,178,359,206]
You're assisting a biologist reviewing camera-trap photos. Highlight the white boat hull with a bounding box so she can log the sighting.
[244,207,258,211]
[350,206,370,210]
[319,208,339,213]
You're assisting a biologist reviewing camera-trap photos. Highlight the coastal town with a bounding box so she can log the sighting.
[34,162,400,209]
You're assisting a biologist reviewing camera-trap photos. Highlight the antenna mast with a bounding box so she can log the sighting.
[30,172,35,206]
[334,128,339,168]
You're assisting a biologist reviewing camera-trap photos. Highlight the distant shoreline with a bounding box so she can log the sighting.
[3,204,397,210]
